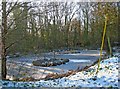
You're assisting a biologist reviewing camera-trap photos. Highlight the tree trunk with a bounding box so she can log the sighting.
[107,36,112,56]
[1,1,7,80]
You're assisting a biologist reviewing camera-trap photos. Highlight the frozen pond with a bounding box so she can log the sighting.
[7,50,104,79]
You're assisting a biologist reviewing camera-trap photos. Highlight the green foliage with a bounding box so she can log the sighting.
[6,2,118,55]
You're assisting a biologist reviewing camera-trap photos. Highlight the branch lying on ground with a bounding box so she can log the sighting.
[44,55,107,80]
[8,54,107,82]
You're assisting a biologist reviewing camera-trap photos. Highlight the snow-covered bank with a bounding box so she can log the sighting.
[0,57,119,88]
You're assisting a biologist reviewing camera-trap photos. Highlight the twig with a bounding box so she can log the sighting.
[5,36,26,50]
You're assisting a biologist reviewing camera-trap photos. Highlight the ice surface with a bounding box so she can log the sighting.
[1,57,118,88]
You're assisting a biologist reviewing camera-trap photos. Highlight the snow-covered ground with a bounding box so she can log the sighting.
[0,56,119,88]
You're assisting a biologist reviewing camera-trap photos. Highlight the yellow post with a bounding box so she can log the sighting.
[96,14,108,74]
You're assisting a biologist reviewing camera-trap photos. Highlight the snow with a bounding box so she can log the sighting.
[70,59,91,62]
[0,57,119,88]
[63,53,81,56]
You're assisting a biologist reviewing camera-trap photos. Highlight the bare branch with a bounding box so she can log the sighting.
[69,8,79,22]
[5,36,26,50]
[7,1,19,16]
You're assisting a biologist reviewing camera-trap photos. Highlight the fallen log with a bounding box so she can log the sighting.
[44,55,107,80]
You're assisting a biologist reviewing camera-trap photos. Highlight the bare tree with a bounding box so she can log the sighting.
[1,0,7,80]
[0,1,31,79]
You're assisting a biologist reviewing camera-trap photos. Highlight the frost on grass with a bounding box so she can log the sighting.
[1,57,118,88]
